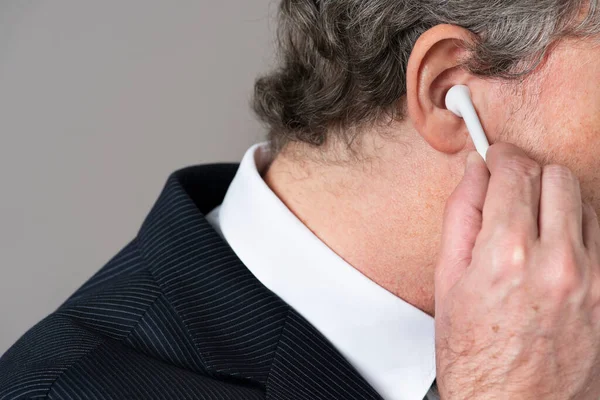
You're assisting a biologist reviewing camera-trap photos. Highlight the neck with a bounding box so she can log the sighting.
[263,132,464,316]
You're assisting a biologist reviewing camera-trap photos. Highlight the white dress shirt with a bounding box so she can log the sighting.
[206,143,436,400]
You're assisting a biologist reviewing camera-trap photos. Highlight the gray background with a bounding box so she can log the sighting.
[0,1,275,355]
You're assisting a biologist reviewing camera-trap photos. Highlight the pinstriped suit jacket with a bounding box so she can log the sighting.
[0,164,384,400]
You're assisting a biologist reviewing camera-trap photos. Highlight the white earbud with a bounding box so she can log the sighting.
[445,85,490,162]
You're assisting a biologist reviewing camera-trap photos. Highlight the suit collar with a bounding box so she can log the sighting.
[135,164,382,399]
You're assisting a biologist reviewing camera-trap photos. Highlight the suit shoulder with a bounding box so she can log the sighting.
[0,239,160,399]
[0,313,105,399]
[0,313,263,400]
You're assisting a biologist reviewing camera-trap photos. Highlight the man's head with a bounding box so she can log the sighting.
[253,0,599,166]
[255,0,600,313]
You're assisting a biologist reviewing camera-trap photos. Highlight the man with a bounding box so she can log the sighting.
[2,0,600,399]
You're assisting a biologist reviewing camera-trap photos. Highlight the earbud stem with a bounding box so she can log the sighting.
[460,98,489,162]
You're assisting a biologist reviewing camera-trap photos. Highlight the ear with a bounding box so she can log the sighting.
[406,24,483,155]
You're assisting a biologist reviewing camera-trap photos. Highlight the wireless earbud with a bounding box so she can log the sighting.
[445,85,490,162]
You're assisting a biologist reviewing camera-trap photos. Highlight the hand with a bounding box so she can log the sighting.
[435,143,600,400]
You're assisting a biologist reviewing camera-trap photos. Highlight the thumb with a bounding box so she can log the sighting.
[435,151,490,301]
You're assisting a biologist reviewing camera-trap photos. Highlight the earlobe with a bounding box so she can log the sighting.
[406,24,478,156]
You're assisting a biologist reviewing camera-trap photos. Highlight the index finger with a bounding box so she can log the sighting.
[482,142,542,241]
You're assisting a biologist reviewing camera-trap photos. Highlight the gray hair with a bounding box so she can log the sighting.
[252,0,600,153]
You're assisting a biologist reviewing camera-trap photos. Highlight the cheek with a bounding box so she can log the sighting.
[511,94,600,207]
[492,39,600,207]
[534,85,600,168]
[533,44,600,164]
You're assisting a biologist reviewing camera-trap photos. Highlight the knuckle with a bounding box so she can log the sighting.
[506,245,527,270]
[541,245,582,294]
[488,231,529,278]
[555,244,580,272]
[500,154,541,180]
[542,164,579,188]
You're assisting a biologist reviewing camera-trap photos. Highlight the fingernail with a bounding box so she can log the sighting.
[465,151,480,173]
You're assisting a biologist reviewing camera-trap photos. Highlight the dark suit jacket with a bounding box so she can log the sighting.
[0,164,383,399]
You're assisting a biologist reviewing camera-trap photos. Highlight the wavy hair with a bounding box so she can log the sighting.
[252,0,600,153]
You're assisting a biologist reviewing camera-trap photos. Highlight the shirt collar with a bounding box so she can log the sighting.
[216,143,436,400]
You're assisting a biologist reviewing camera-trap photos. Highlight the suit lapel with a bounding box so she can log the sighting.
[137,164,381,399]
[137,166,288,388]
[267,310,383,400]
